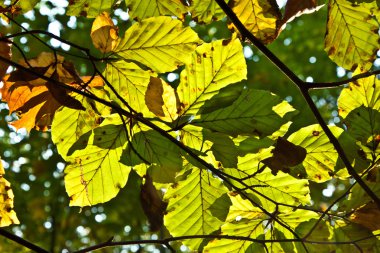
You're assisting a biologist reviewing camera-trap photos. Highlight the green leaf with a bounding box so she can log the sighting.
[124,0,188,20]
[113,16,201,73]
[189,0,226,23]
[338,70,380,118]
[65,115,130,206]
[229,0,281,43]
[287,124,343,182]
[52,90,111,160]
[325,0,379,71]
[344,106,380,158]
[177,37,247,116]
[192,89,296,137]
[295,220,335,253]
[204,194,266,253]
[67,0,116,17]
[103,60,152,113]
[164,167,230,250]
[121,124,183,177]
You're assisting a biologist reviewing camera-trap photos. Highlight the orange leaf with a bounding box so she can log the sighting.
[1,53,103,132]
[91,12,118,53]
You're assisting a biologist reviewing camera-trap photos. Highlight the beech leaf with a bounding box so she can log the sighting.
[0,158,19,227]
[91,12,118,53]
[125,0,188,20]
[0,34,11,80]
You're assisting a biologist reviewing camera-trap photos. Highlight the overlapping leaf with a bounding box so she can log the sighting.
[125,0,188,20]
[338,69,380,118]
[229,0,281,43]
[287,124,344,182]
[177,37,247,116]
[103,60,152,113]
[325,0,379,71]
[113,16,201,73]
[164,167,230,250]
[192,89,296,137]
[65,115,130,206]
[91,12,119,53]
[67,0,116,17]
[52,86,111,160]
[0,159,19,227]
[189,0,226,23]
[1,53,89,132]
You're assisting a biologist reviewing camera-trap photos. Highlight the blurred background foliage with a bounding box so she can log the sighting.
[0,0,379,252]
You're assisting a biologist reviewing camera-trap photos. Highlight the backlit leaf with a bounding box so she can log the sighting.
[192,89,296,137]
[125,0,188,20]
[91,12,118,53]
[325,0,379,71]
[103,60,152,114]
[177,37,247,116]
[229,0,281,43]
[350,202,380,231]
[65,115,130,206]
[0,159,19,227]
[164,167,230,250]
[189,0,226,23]
[338,69,380,118]
[67,0,116,17]
[113,16,201,73]
[287,124,343,182]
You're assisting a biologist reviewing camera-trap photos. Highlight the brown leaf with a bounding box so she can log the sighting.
[279,0,324,32]
[350,202,380,231]
[91,12,118,53]
[263,137,307,175]
[1,53,102,132]
[140,173,167,231]
[0,34,11,80]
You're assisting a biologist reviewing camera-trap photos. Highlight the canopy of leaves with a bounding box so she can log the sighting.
[0,0,379,252]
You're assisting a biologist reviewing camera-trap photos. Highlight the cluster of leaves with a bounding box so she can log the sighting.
[0,0,379,252]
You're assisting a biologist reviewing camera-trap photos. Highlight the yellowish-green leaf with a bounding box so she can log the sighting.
[338,69,380,118]
[67,0,116,17]
[229,0,281,43]
[192,89,296,137]
[65,115,130,206]
[189,0,226,23]
[125,0,188,20]
[287,124,343,182]
[91,12,119,53]
[113,16,201,73]
[145,77,178,121]
[325,0,379,71]
[177,37,247,116]
[164,167,230,250]
[228,154,311,211]
[52,87,111,160]
[295,220,335,253]
[204,194,266,253]
[103,60,152,114]
[0,159,19,227]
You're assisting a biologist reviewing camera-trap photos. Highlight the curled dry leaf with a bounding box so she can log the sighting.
[0,33,11,80]
[278,0,324,31]
[0,52,103,132]
[91,12,118,53]
[0,157,19,227]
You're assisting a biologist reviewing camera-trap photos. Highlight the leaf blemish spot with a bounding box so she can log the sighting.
[312,131,319,136]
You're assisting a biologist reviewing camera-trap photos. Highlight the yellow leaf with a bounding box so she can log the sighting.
[325,0,379,71]
[0,159,19,227]
[145,77,178,121]
[189,0,226,23]
[91,12,118,53]
[229,0,281,44]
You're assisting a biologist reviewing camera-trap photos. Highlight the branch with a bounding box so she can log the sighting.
[307,69,380,89]
[214,0,380,209]
[0,228,49,253]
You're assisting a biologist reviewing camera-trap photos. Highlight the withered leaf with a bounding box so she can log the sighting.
[0,34,11,80]
[350,202,380,231]
[140,173,167,231]
[263,137,307,175]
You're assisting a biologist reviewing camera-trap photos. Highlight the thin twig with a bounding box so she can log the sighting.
[0,228,49,253]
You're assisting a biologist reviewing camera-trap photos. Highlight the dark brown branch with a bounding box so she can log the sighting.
[214,0,380,209]
[0,228,49,253]
[307,69,380,89]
